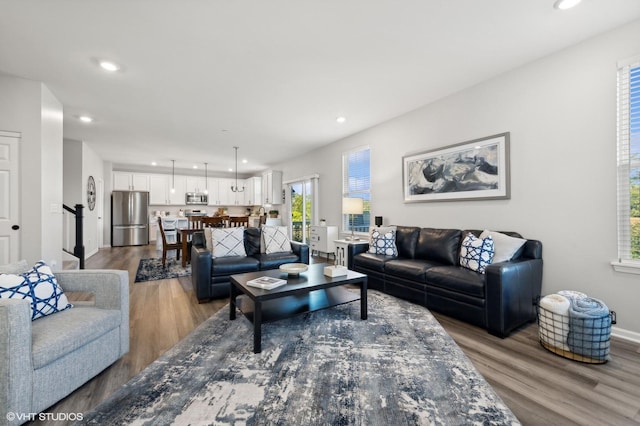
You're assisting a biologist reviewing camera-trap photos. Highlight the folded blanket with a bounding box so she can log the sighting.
[538,294,570,350]
[567,296,612,360]
[557,290,587,301]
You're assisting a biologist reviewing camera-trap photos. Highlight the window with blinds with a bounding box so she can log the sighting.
[342,147,371,234]
[617,56,640,263]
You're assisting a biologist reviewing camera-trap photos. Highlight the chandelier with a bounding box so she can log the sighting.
[231,146,245,193]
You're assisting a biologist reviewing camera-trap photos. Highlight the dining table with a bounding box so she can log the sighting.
[178,228,201,267]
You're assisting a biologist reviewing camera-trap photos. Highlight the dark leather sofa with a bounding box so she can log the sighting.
[349,226,543,337]
[191,227,310,302]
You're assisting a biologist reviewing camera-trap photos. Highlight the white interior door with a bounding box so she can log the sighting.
[0,132,20,264]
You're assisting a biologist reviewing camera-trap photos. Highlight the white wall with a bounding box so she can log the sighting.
[63,139,104,257]
[63,139,82,207]
[276,19,640,336]
[39,84,64,268]
[82,143,104,256]
[0,74,63,268]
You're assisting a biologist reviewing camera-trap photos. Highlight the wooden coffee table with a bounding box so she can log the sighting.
[229,263,368,353]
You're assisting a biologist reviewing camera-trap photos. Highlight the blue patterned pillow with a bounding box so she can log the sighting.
[368,227,398,256]
[459,233,495,274]
[0,261,73,320]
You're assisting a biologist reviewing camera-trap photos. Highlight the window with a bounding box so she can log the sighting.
[342,147,370,235]
[616,56,640,265]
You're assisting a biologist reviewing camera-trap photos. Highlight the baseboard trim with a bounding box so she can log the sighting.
[611,326,640,344]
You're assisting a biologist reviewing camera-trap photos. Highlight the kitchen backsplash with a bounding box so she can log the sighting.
[150,205,262,217]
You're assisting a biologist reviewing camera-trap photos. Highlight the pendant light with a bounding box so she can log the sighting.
[204,162,209,194]
[230,146,245,192]
[170,160,175,193]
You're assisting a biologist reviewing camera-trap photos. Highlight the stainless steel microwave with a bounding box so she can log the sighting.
[185,192,208,205]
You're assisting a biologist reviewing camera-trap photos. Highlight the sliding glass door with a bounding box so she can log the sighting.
[290,180,313,243]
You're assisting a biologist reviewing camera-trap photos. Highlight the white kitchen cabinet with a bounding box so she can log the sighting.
[207,178,219,206]
[210,178,230,205]
[168,175,187,205]
[149,174,170,204]
[186,176,207,193]
[149,217,159,242]
[149,174,186,205]
[207,178,234,205]
[244,177,262,205]
[310,225,338,258]
[228,178,249,205]
[113,172,150,191]
[262,170,282,205]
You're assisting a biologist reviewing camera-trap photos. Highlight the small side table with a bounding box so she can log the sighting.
[334,239,369,268]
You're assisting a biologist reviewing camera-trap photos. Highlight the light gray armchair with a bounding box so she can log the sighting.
[0,270,129,425]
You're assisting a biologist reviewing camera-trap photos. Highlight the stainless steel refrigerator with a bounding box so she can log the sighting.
[111,190,149,247]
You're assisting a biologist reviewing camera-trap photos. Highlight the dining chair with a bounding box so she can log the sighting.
[158,217,182,267]
[162,217,178,243]
[188,215,204,229]
[259,214,267,226]
[203,216,225,228]
[229,216,249,227]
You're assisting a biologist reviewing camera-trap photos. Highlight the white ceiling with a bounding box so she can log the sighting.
[1,0,640,174]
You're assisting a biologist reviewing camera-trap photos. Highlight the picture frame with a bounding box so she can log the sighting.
[402,132,510,203]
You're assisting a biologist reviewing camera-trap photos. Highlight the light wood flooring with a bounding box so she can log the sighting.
[32,245,640,425]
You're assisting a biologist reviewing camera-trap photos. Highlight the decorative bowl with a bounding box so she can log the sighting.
[279,263,308,276]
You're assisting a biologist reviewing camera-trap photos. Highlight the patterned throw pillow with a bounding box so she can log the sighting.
[459,233,495,274]
[0,261,73,320]
[262,225,292,254]
[211,227,247,258]
[368,227,398,256]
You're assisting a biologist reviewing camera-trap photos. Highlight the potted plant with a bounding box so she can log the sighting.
[319,219,327,226]
[269,209,279,218]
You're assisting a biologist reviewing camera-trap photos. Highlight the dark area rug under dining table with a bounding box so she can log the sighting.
[134,258,191,283]
[78,290,519,425]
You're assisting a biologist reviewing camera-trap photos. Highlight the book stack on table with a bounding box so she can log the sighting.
[246,276,287,290]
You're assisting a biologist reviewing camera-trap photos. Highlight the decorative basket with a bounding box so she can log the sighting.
[537,304,615,364]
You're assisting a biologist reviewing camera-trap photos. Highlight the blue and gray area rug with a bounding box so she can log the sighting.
[79,290,518,425]
[134,258,191,283]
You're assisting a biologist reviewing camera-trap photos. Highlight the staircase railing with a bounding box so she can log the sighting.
[62,203,85,269]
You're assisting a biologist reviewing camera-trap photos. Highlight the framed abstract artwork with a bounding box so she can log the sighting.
[402,132,510,203]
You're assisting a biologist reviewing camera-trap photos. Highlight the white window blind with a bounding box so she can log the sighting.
[342,147,370,234]
[617,56,640,262]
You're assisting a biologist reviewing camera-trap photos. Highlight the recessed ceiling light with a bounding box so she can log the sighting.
[553,0,581,10]
[151,162,157,166]
[78,115,93,123]
[193,165,198,169]
[336,116,346,124]
[228,168,233,172]
[99,60,120,72]
[242,159,248,164]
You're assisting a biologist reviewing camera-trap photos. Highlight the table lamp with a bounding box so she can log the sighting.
[343,197,364,241]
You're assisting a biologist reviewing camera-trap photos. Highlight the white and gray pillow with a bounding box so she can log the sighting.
[479,230,526,263]
[211,227,247,258]
[262,225,292,254]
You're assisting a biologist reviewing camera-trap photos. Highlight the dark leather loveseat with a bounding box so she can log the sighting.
[191,227,309,302]
[349,226,543,337]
